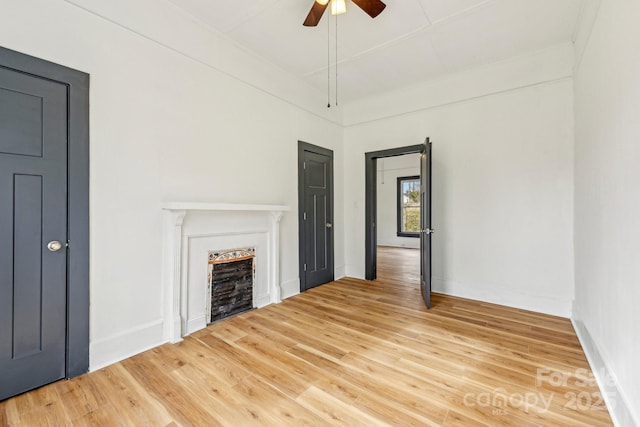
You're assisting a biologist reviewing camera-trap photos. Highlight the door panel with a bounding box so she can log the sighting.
[306,157,327,188]
[305,193,328,273]
[13,174,44,358]
[299,144,334,290]
[0,87,43,157]
[420,139,432,309]
[0,65,68,400]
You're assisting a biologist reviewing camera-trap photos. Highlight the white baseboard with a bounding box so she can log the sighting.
[432,277,572,317]
[281,277,300,300]
[572,307,639,427]
[335,264,346,280]
[255,295,270,308]
[186,314,207,336]
[89,319,165,372]
[344,264,365,280]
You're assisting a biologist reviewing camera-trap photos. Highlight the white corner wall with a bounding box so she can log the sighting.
[573,0,640,424]
[377,154,420,249]
[0,0,344,370]
[344,46,575,317]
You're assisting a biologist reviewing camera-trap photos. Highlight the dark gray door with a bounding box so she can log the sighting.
[0,65,68,400]
[298,142,334,290]
[420,139,433,308]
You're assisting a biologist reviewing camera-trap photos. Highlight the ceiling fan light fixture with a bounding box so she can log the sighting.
[331,0,347,15]
[315,0,329,5]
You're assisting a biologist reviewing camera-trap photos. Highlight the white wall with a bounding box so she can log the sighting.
[573,0,640,424]
[344,47,575,317]
[376,154,420,249]
[0,0,344,370]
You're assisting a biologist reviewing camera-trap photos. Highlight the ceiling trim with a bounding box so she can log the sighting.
[63,0,344,125]
[343,43,574,126]
[572,0,602,73]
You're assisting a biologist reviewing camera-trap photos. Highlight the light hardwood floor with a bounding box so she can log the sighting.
[1,246,612,426]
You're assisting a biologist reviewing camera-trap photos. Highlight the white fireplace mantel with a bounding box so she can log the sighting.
[161,202,290,343]
[162,202,290,213]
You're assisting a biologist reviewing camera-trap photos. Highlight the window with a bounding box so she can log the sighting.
[397,176,420,237]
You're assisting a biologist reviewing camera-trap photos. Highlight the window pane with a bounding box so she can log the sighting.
[398,176,420,235]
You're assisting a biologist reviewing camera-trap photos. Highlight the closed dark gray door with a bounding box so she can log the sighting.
[299,142,334,290]
[0,65,68,400]
[420,139,433,308]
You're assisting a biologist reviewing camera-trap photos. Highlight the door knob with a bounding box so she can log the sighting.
[326,223,333,228]
[47,241,63,252]
[422,229,435,235]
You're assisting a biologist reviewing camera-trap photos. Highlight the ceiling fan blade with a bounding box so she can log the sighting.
[351,0,386,18]
[303,1,329,27]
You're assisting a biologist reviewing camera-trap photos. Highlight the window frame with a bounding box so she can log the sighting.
[397,175,421,238]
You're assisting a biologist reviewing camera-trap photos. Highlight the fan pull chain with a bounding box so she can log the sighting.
[335,10,338,106]
[327,11,331,108]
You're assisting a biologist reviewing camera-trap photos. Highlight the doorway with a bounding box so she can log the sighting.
[298,141,334,291]
[365,140,432,308]
[0,46,89,400]
[375,153,421,284]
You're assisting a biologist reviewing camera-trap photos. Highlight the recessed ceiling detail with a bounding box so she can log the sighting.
[167,0,583,103]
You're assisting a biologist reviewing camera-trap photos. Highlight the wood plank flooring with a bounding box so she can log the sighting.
[0,246,612,426]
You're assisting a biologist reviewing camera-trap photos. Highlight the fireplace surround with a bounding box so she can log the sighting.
[161,203,289,343]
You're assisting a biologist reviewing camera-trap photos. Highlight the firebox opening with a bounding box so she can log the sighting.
[207,248,255,323]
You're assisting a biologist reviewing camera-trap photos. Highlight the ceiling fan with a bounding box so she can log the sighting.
[303,0,387,27]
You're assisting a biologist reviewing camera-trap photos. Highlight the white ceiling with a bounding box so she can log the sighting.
[167,0,583,103]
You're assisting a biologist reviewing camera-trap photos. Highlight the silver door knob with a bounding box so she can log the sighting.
[326,223,333,228]
[422,229,435,235]
[47,241,63,252]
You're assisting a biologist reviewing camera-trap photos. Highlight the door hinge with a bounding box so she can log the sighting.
[303,212,307,220]
[304,263,307,271]
[303,161,306,169]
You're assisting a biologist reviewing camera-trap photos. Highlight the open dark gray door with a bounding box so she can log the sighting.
[364,144,424,281]
[298,141,334,291]
[420,138,433,308]
[0,64,68,399]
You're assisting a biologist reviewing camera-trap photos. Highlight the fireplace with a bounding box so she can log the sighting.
[161,202,289,342]
[207,248,255,322]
